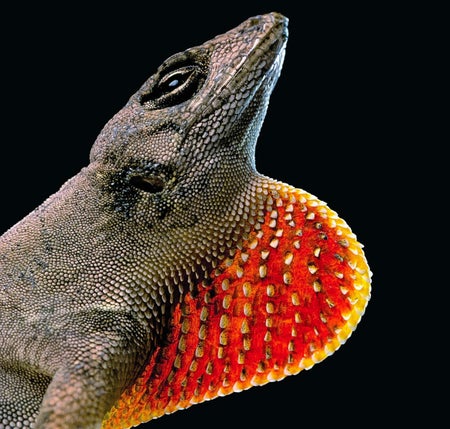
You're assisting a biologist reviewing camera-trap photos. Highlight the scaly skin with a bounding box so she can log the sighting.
[0,12,371,429]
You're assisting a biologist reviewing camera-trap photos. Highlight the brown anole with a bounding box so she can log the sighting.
[0,12,371,428]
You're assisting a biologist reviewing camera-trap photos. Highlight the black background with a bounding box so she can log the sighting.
[1,2,431,428]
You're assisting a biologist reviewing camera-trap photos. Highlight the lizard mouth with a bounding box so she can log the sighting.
[229,13,289,89]
[186,13,288,131]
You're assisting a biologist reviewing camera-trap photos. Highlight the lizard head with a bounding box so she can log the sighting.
[89,13,288,227]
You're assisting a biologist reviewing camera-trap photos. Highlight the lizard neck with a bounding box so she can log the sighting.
[125,171,275,328]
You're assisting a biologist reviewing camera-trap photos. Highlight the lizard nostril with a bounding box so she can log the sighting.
[129,175,165,194]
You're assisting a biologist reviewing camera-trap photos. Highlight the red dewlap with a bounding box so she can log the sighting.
[103,185,371,428]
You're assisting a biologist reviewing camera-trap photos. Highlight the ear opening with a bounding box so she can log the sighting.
[129,175,166,194]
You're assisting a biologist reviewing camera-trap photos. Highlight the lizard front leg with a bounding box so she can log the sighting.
[34,309,150,429]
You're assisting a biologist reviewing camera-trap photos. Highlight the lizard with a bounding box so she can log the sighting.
[0,12,372,429]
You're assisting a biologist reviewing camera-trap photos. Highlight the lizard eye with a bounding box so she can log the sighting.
[140,65,205,108]
[158,68,194,93]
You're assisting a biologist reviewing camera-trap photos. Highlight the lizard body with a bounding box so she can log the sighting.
[0,13,371,428]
